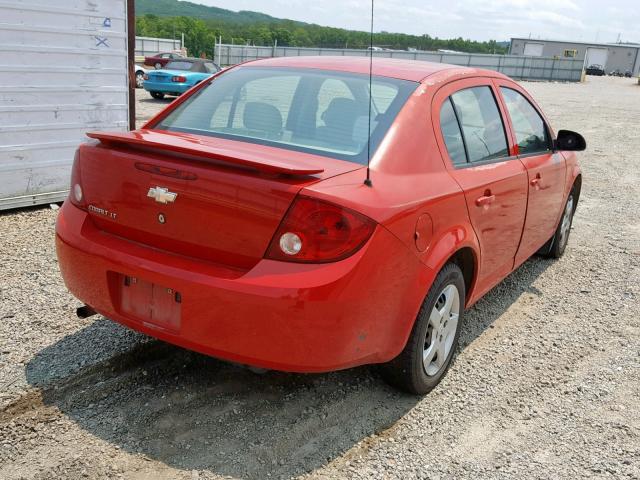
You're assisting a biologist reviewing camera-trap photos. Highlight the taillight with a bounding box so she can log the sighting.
[69,149,86,210]
[143,74,149,80]
[265,196,376,263]
[171,75,187,83]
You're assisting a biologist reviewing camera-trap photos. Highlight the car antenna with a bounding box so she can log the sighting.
[364,0,374,187]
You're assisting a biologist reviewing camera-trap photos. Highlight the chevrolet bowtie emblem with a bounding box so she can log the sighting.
[147,186,177,204]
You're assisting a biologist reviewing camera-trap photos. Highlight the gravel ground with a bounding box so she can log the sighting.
[1,76,639,479]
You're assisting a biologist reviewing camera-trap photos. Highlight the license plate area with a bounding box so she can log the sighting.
[116,274,182,333]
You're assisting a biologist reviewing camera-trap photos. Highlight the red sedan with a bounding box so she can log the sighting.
[144,52,184,69]
[56,57,585,394]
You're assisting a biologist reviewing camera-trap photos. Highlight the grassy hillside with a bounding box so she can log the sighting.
[136,0,292,24]
[135,0,508,57]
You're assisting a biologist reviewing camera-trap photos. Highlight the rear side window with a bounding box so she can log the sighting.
[500,87,551,155]
[440,98,467,165]
[450,87,509,163]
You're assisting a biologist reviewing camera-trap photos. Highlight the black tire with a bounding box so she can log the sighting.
[150,91,165,100]
[541,188,577,259]
[135,71,144,89]
[380,263,465,395]
[155,62,162,70]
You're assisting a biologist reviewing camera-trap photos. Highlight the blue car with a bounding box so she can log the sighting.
[143,58,221,99]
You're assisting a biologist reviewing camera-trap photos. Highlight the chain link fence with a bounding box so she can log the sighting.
[213,44,584,82]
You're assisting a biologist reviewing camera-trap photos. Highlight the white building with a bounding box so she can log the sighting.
[509,38,640,75]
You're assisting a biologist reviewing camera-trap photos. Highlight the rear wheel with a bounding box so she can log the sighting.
[150,91,165,100]
[135,71,144,88]
[381,263,465,395]
[154,62,162,70]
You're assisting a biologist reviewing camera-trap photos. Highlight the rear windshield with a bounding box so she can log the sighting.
[154,67,418,164]
[165,61,196,71]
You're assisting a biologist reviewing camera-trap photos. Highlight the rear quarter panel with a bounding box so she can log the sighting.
[305,79,481,309]
[185,72,211,85]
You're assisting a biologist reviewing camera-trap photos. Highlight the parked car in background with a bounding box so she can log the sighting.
[144,52,184,70]
[57,57,585,395]
[586,64,606,76]
[609,69,624,77]
[143,58,221,99]
[624,70,633,78]
[134,65,150,88]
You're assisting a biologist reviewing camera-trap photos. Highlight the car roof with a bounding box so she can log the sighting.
[242,56,509,83]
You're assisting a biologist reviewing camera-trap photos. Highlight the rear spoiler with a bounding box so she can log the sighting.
[86,130,325,176]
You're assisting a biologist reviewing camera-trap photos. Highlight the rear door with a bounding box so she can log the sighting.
[433,78,528,297]
[495,81,566,265]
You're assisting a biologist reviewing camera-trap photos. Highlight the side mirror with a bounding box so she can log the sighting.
[554,130,586,151]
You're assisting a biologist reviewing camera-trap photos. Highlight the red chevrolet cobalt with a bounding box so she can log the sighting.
[56,57,585,394]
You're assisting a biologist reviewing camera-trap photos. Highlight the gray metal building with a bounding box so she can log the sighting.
[509,38,640,75]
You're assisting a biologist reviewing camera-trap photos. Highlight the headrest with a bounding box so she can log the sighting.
[243,102,283,137]
[321,98,358,128]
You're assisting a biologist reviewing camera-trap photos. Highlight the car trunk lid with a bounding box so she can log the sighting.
[79,130,361,270]
[146,71,174,83]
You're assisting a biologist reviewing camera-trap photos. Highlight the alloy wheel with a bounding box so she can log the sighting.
[423,284,460,376]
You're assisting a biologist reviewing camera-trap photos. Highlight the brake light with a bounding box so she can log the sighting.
[69,149,87,210]
[171,75,187,83]
[143,74,149,80]
[265,196,376,263]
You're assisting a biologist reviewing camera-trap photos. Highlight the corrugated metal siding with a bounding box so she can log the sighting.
[135,36,182,57]
[214,45,585,82]
[0,0,129,209]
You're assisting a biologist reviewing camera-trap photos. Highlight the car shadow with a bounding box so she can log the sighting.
[25,256,554,479]
[137,96,175,104]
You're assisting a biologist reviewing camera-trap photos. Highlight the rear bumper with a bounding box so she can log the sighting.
[143,80,191,94]
[55,202,431,372]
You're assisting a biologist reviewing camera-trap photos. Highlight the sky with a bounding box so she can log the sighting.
[196,0,638,43]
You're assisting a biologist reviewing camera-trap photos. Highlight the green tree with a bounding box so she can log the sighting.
[135,14,508,56]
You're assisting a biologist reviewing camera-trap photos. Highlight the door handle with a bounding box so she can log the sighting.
[530,173,542,187]
[475,192,496,207]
